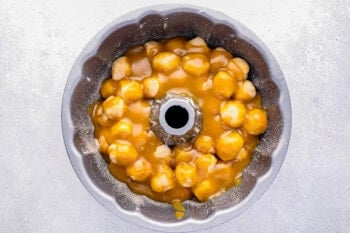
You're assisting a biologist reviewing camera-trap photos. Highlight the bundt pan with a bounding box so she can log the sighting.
[61,4,292,232]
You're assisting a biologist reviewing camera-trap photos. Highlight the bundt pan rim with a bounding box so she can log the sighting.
[61,4,292,232]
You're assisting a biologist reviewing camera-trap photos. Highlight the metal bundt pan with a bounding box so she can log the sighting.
[61,5,292,232]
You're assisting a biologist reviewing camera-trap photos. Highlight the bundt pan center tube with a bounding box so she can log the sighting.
[61,4,292,232]
[151,93,202,146]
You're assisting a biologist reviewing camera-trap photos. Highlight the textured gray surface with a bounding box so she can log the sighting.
[0,0,349,232]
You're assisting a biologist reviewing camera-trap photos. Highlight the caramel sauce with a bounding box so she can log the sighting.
[90,37,263,204]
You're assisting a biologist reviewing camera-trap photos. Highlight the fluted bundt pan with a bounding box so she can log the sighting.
[61,5,292,232]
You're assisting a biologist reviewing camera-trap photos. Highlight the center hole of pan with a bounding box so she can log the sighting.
[165,105,189,129]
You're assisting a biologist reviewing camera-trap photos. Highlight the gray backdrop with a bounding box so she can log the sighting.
[0,0,349,232]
